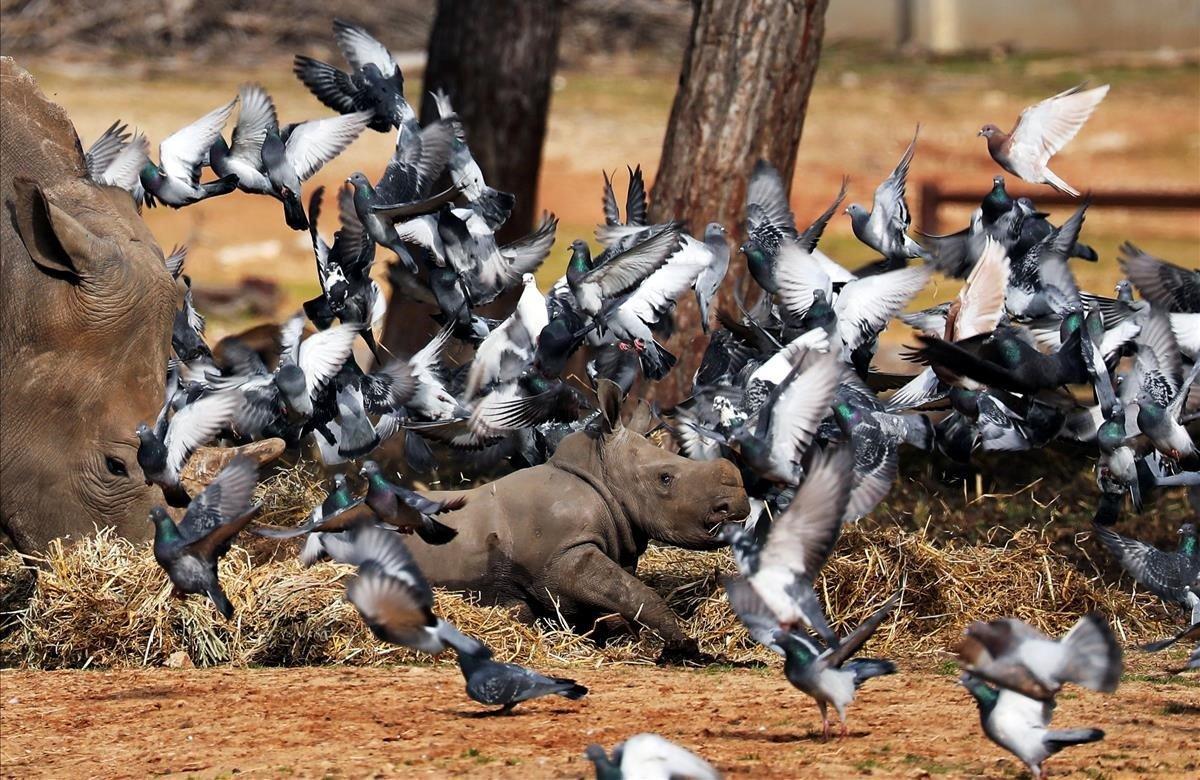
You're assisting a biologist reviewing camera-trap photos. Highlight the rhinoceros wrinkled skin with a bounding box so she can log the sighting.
[410,385,750,655]
[1,58,177,552]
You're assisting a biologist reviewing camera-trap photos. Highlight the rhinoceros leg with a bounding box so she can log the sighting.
[547,545,698,658]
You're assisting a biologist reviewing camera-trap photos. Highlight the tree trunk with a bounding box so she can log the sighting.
[383,0,565,360]
[419,0,565,244]
[646,0,830,403]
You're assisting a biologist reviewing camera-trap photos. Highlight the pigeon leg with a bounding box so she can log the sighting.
[819,702,830,742]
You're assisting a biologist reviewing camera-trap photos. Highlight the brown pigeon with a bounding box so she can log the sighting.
[979,84,1109,197]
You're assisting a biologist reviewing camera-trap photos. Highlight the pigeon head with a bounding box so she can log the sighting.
[274,363,306,403]
[346,172,373,194]
[332,473,347,490]
[1114,279,1132,300]
[359,460,381,479]
[583,745,618,776]
[703,222,727,241]
[978,124,1002,138]
[844,203,869,230]
[567,240,591,273]
[959,672,999,709]
[1179,523,1196,537]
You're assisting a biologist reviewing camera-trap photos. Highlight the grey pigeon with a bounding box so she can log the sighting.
[692,223,731,333]
[1094,522,1198,605]
[345,524,483,654]
[1126,311,1198,467]
[136,390,242,504]
[141,97,239,208]
[979,84,1109,197]
[293,18,415,134]
[954,614,1123,702]
[772,593,900,740]
[150,456,258,618]
[845,127,927,265]
[961,673,1104,780]
[84,120,148,200]
[455,642,588,715]
[585,733,720,780]
[1140,591,1199,672]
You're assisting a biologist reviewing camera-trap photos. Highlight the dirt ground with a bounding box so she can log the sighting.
[2,662,1198,779]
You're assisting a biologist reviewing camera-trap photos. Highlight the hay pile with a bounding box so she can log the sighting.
[0,519,1179,671]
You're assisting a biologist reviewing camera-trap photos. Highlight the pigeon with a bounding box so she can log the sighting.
[293,18,415,134]
[360,460,463,545]
[344,524,482,654]
[565,227,682,318]
[584,734,720,780]
[84,120,148,200]
[149,455,258,618]
[979,84,1109,197]
[136,391,243,506]
[845,127,927,265]
[960,673,1105,780]
[214,84,371,230]
[454,641,588,715]
[772,592,900,740]
[1119,244,1200,358]
[464,274,549,399]
[430,89,515,229]
[954,614,1123,701]
[1093,522,1198,605]
[723,447,854,646]
[1127,311,1198,467]
[141,97,239,208]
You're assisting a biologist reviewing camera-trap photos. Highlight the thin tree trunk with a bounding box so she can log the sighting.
[647,0,830,402]
[383,0,565,360]
[419,0,564,244]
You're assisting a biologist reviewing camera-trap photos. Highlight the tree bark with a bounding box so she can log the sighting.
[383,0,565,360]
[647,0,830,403]
[419,0,565,244]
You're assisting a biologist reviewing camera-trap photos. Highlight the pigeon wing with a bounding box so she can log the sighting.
[774,242,833,320]
[332,18,399,76]
[951,236,1010,341]
[230,84,278,163]
[745,159,798,240]
[581,225,682,298]
[84,121,130,180]
[835,265,932,352]
[1010,84,1109,169]
[485,213,559,290]
[1120,243,1200,314]
[868,128,918,237]
[1094,524,1194,602]
[285,111,372,182]
[164,391,241,479]
[758,447,854,576]
[159,97,238,184]
[824,591,901,668]
[178,455,258,544]
[766,354,843,474]
[297,322,360,403]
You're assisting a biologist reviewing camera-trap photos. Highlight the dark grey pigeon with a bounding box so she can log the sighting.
[150,456,259,618]
[1094,522,1198,604]
[1119,243,1200,314]
[293,19,415,134]
[455,642,588,715]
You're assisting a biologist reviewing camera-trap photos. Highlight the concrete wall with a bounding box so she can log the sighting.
[825,0,1200,53]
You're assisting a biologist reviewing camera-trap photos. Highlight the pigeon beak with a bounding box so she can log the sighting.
[976,129,985,137]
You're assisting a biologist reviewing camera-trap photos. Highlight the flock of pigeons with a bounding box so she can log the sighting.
[73,18,1198,778]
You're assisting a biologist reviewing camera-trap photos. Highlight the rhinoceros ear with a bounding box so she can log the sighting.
[596,379,625,436]
[627,400,655,436]
[12,177,113,281]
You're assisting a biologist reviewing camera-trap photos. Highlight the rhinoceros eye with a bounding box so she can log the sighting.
[659,472,674,487]
[105,456,129,478]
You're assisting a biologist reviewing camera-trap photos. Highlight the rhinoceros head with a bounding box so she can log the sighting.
[1,58,176,551]
[552,381,750,551]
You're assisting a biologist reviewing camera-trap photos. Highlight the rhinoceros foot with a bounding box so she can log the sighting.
[181,438,286,494]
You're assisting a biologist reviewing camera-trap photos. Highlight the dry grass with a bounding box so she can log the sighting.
[0,473,1180,670]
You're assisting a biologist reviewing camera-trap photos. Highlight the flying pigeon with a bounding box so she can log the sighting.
[293,18,415,134]
[692,223,731,333]
[345,524,482,654]
[84,120,148,200]
[979,84,1109,197]
[584,734,720,780]
[954,614,1123,701]
[1140,591,1199,672]
[149,455,258,618]
[360,460,463,545]
[1093,522,1198,605]
[136,391,243,506]
[1119,244,1200,358]
[845,127,928,265]
[141,97,239,208]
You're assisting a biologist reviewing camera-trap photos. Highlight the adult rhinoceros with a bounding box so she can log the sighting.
[410,382,750,658]
[0,58,177,552]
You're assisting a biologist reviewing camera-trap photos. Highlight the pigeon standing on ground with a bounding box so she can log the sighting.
[455,642,588,715]
[141,97,240,208]
[845,127,927,265]
[149,456,258,618]
[979,84,1110,197]
[585,734,721,780]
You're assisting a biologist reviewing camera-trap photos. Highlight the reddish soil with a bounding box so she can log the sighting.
[2,664,1197,779]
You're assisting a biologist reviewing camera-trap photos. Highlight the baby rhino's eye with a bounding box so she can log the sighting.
[105,456,129,478]
[659,472,674,487]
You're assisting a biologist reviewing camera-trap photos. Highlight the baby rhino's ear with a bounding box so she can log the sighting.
[13,177,114,282]
[596,379,625,436]
[627,399,654,436]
